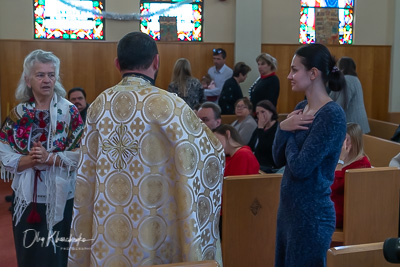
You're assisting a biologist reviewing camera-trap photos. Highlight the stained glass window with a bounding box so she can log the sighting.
[140,0,203,42]
[300,0,354,44]
[34,0,105,40]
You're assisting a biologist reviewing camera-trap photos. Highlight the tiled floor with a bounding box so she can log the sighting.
[0,180,17,266]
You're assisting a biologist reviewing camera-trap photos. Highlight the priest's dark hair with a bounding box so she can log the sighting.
[117,32,158,71]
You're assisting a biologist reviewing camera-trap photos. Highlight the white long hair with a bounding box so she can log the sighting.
[15,49,66,102]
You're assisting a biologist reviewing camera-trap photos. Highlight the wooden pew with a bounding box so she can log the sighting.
[331,167,400,245]
[363,135,400,167]
[221,114,237,125]
[148,261,218,267]
[389,112,400,124]
[277,113,288,123]
[222,174,282,267]
[327,242,394,267]
[368,118,398,140]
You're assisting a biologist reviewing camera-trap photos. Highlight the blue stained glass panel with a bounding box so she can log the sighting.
[324,0,339,7]
[301,0,353,8]
[300,0,353,44]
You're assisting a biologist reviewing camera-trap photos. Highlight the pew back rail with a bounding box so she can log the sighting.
[327,242,394,267]
[222,174,282,267]
[367,118,398,140]
[363,134,400,167]
[332,167,400,246]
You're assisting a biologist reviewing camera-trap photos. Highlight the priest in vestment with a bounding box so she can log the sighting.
[68,32,224,266]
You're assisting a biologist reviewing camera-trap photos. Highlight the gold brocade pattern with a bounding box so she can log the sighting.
[69,76,224,267]
[105,173,133,205]
[102,124,139,171]
[110,91,136,122]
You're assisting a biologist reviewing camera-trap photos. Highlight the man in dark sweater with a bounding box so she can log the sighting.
[218,62,251,114]
[68,87,90,123]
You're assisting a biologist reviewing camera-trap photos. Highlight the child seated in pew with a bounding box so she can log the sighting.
[213,125,260,239]
[213,124,260,176]
[201,74,217,103]
[331,122,371,228]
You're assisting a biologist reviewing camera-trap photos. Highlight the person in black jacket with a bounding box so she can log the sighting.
[218,62,251,114]
[391,126,400,142]
[248,53,280,111]
[248,100,279,173]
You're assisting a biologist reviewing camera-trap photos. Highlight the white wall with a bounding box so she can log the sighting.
[0,0,235,42]
[0,0,395,45]
[261,0,395,45]
[203,0,235,42]
[235,0,262,93]
[103,0,141,41]
[102,0,234,43]
[262,0,300,44]
[353,0,394,45]
[0,0,33,39]
[0,0,398,111]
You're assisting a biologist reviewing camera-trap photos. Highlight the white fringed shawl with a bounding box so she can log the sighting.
[0,93,83,232]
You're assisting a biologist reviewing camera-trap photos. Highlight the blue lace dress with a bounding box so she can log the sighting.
[272,100,346,267]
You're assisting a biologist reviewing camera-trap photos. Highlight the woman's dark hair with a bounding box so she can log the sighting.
[338,57,358,76]
[256,100,278,121]
[295,43,346,92]
[233,62,251,77]
[213,124,244,146]
[234,97,253,111]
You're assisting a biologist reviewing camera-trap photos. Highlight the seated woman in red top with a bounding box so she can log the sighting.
[331,122,371,228]
[213,124,260,176]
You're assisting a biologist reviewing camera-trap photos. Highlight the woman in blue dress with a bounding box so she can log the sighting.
[272,44,347,266]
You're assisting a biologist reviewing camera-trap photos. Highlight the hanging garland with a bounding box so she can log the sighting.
[58,0,194,21]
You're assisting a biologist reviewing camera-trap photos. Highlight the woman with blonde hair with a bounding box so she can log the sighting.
[168,58,203,109]
[248,53,280,110]
[331,122,371,228]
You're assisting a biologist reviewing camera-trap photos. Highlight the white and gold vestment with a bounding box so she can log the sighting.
[68,76,224,266]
